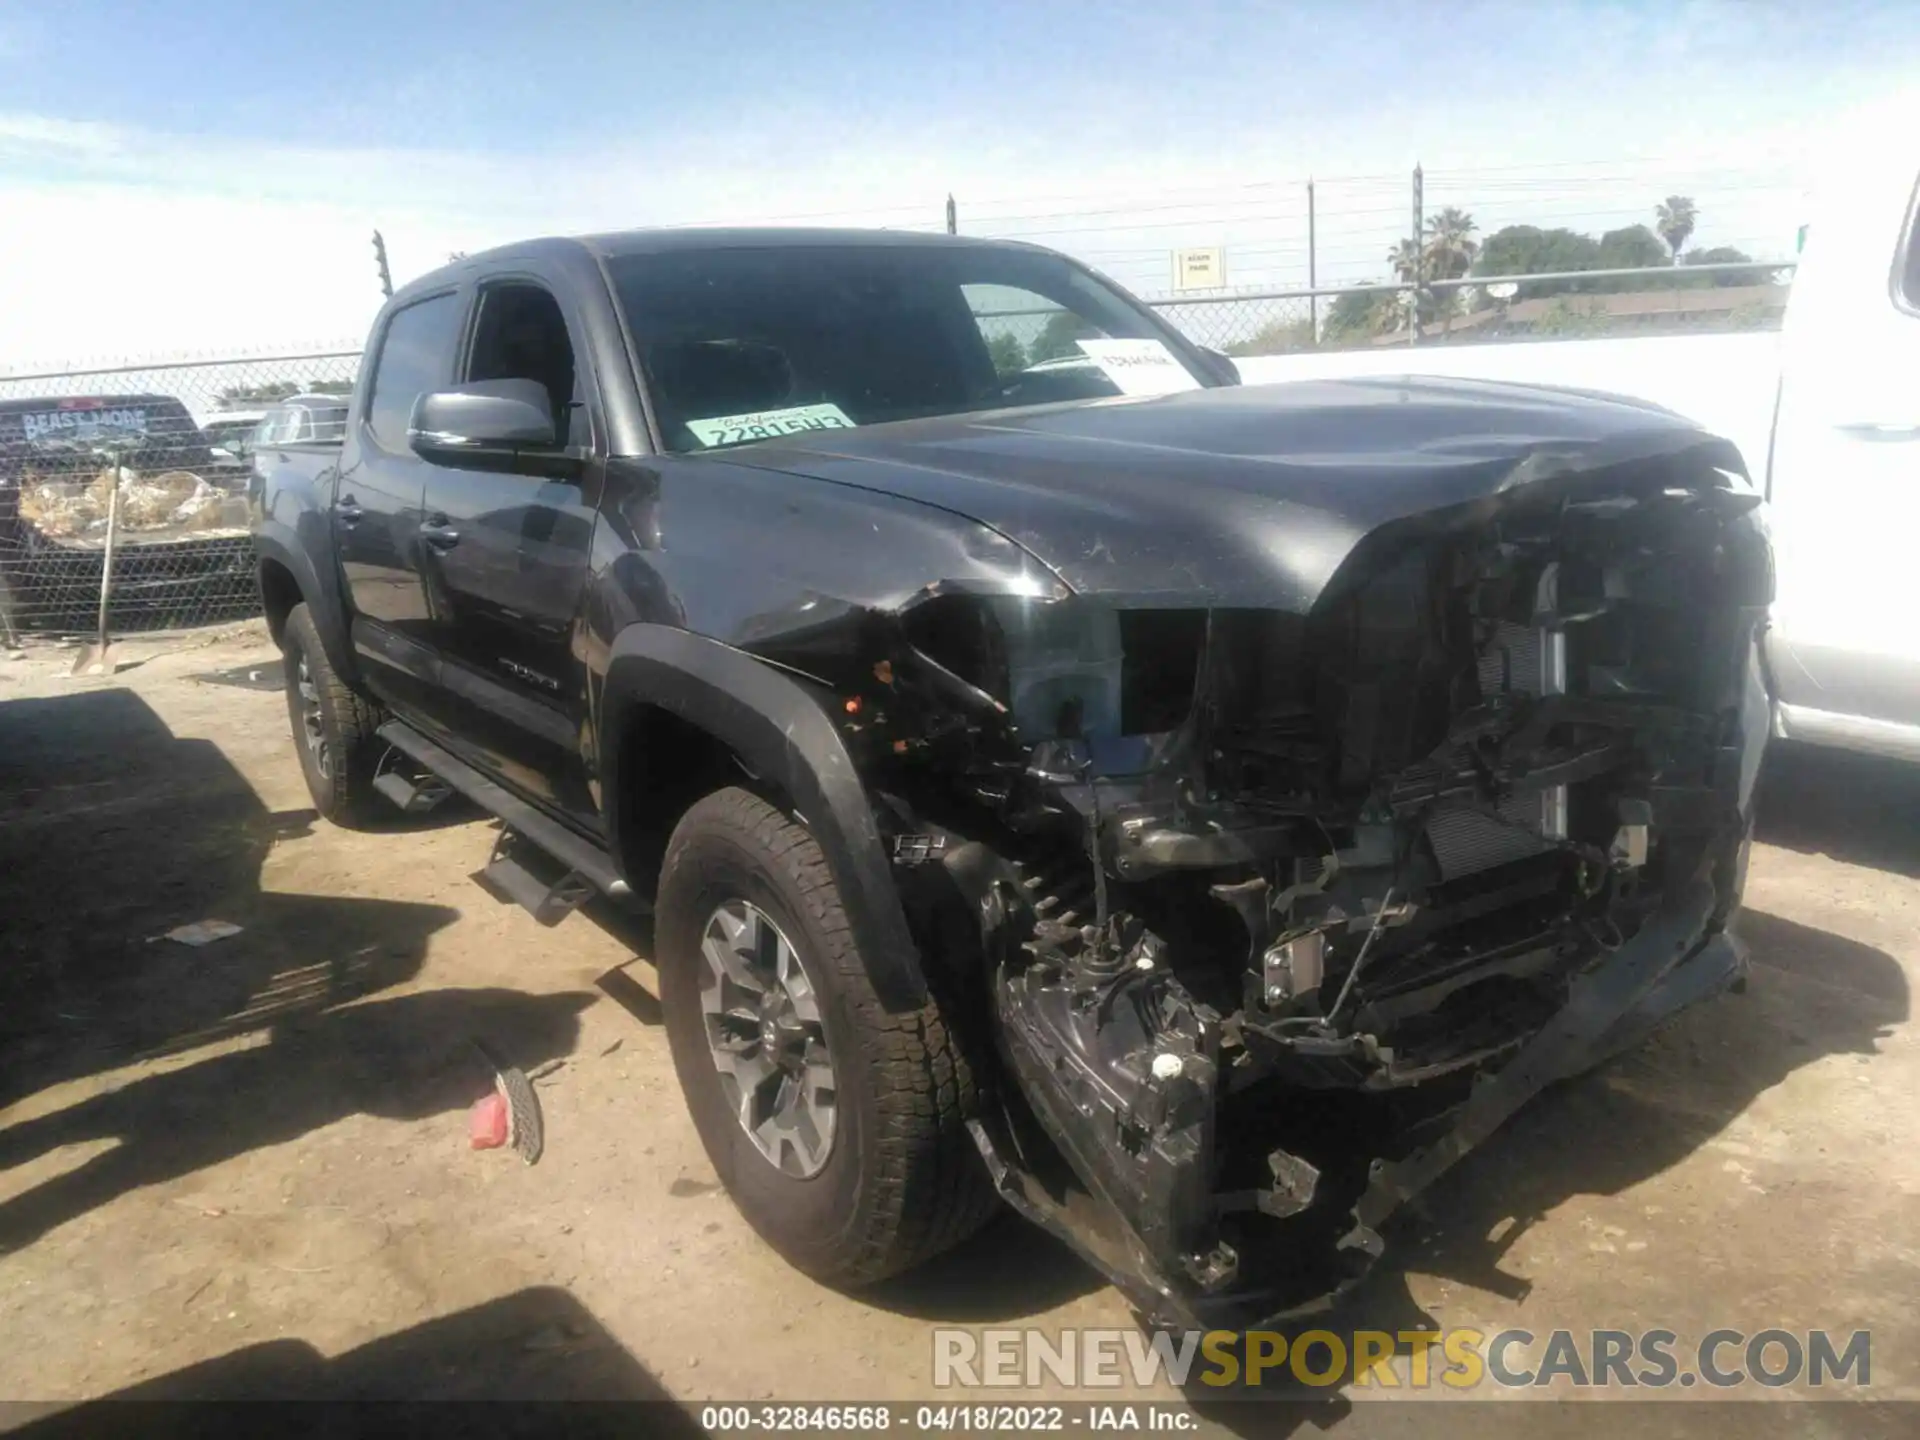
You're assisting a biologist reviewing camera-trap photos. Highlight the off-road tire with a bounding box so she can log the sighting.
[657,786,998,1286]
[281,602,384,827]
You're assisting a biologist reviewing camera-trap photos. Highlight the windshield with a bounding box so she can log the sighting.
[608,244,1216,453]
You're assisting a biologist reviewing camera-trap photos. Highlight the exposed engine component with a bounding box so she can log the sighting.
[843,462,1767,1327]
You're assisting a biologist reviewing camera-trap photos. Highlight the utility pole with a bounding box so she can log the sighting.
[945,195,957,235]
[1307,179,1318,345]
[1409,164,1424,347]
[372,230,394,300]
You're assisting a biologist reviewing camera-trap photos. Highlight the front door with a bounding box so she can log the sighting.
[336,288,463,715]
[413,280,601,828]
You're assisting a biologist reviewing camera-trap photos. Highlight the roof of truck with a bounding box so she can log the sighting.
[390,227,1054,309]
[574,227,1037,257]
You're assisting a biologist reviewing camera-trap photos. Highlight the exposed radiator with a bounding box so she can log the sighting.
[1427,622,1568,882]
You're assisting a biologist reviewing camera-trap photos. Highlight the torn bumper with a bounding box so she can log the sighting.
[967,875,1747,1332]
[1338,878,1741,1260]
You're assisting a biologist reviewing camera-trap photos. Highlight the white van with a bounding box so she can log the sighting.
[1763,135,1920,762]
[1234,119,1920,764]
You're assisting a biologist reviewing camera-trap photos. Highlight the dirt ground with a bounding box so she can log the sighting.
[0,625,1915,1433]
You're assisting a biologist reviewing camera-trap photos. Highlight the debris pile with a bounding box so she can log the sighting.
[18,466,246,539]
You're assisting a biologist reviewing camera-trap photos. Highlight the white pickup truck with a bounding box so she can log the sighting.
[1236,137,1920,764]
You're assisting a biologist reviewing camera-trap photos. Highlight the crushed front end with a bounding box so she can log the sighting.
[826,454,1772,1327]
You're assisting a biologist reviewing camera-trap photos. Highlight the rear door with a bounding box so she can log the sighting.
[1767,152,1920,739]
[411,275,602,827]
[336,289,464,715]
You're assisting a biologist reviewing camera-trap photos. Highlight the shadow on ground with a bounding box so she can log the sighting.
[0,983,589,1252]
[0,688,461,1109]
[0,688,592,1253]
[1174,887,1906,1433]
[867,1212,1108,1321]
[8,1286,703,1435]
[1757,740,1920,878]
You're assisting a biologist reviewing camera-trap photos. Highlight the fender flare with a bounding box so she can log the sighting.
[600,623,927,1013]
[253,523,356,683]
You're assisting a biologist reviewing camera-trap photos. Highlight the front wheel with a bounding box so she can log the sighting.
[280,602,384,827]
[656,786,997,1286]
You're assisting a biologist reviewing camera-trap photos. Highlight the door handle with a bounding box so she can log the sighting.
[334,497,363,525]
[419,518,461,549]
[1833,421,1920,440]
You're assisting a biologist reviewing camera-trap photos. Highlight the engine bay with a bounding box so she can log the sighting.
[808,460,1771,1325]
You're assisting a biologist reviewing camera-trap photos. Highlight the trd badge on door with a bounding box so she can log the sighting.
[499,658,562,692]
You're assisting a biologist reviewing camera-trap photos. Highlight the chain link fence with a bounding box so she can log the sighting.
[1141,259,1795,356]
[978,261,1791,370]
[0,258,1794,644]
[0,351,357,642]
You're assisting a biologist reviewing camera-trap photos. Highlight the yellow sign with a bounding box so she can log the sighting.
[1172,247,1226,292]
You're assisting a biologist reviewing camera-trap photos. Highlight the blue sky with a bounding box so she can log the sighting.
[2,0,1917,364]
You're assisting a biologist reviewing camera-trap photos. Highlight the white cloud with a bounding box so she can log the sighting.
[0,65,1912,371]
[0,113,120,155]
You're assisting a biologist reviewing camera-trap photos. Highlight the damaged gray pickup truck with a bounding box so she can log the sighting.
[252,228,1773,1327]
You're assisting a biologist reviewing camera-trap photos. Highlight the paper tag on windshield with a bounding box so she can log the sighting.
[686,402,855,448]
[1074,339,1202,397]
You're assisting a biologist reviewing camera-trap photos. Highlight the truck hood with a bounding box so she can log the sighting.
[729,375,1743,611]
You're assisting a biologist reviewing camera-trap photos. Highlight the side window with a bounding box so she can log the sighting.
[465,284,580,444]
[962,283,1104,377]
[286,406,311,442]
[313,404,347,442]
[367,292,461,453]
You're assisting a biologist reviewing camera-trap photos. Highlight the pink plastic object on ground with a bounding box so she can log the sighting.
[469,1091,510,1149]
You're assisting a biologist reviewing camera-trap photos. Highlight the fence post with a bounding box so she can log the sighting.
[91,448,121,665]
[372,231,394,300]
[1307,179,1318,345]
[1409,164,1423,347]
[946,195,957,235]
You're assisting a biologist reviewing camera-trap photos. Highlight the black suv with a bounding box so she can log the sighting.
[252,228,1771,1327]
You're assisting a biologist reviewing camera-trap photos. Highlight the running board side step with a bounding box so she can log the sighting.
[372,768,453,814]
[375,721,640,924]
[475,833,599,927]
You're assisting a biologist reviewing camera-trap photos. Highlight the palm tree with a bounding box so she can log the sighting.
[1656,196,1697,264]
[1422,208,1478,337]
[1423,207,1479,280]
[1387,237,1422,283]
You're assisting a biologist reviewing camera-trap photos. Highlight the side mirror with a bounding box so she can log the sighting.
[1198,346,1241,386]
[408,380,580,478]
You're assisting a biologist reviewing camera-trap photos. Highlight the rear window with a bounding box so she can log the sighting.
[258,400,350,446]
[202,417,263,457]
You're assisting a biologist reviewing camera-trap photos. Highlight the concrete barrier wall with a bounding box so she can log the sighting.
[1231,332,1784,480]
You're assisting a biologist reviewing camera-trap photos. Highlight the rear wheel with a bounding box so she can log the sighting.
[656,786,997,1285]
[281,602,383,827]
